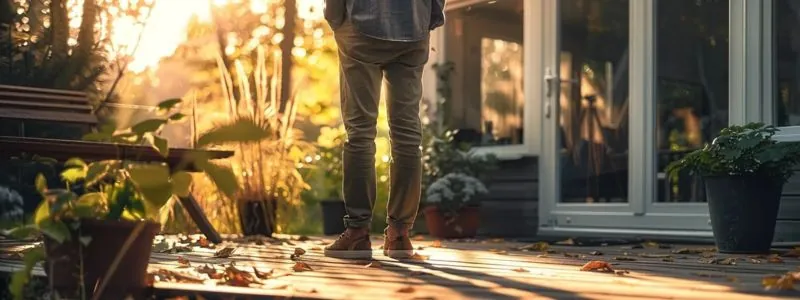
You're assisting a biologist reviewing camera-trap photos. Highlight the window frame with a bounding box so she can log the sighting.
[435,0,539,160]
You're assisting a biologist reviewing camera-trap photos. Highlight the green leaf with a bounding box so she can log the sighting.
[64,158,87,168]
[196,118,271,148]
[82,132,111,142]
[169,113,187,121]
[33,201,49,226]
[38,219,70,243]
[85,161,115,186]
[171,171,193,198]
[100,121,118,134]
[10,246,45,300]
[7,225,40,240]
[157,98,182,111]
[150,135,170,158]
[132,119,167,136]
[34,174,47,195]
[48,190,77,215]
[110,132,140,144]
[196,160,239,199]
[79,236,92,246]
[61,167,87,183]
[128,164,173,214]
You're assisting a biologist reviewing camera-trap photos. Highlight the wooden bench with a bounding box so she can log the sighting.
[0,84,228,243]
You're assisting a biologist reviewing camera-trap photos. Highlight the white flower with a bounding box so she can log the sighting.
[424,173,488,205]
[0,186,24,221]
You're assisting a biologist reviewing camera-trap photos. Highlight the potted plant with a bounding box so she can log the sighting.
[8,99,269,299]
[423,172,489,238]
[667,123,800,253]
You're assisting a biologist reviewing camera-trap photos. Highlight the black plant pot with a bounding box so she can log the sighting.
[239,200,275,236]
[320,199,346,235]
[705,175,784,254]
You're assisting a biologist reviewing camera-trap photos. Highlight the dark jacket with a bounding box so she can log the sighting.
[324,0,446,42]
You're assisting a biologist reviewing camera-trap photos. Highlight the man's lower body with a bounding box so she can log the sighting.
[323,21,429,259]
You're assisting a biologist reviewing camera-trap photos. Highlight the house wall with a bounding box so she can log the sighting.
[478,156,539,237]
[776,174,800,243]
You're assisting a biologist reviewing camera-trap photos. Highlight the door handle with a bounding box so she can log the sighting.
[544,67,578,97]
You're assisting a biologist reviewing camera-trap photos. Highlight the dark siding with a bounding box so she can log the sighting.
[478,156,539,237]
[776,173,800,243]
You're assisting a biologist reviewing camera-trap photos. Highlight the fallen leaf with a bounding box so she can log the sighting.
[297,235,310,241]
[768,255,785,263]
[615,270,630,276]
[365,261,382,268]
[214,247,236,258]
[518,242,550,252]
[642,241,659,248]
[196,264,218,277]
[290,254,301,261]
[557,238,575,246]
[253,267,273,279]
[294,248,306,256]
[512,267,528,273]
[589,251,603,256]
[416,246,425,250]
[763,274,795,290]
[152,240,173,253]
[195,237,212,249]
[673,247,716,254]
[781,247,800,258]
[293,261,314,272]
[397,286,416,293]
[700,252,716,258]
[662,257,675,262]
[431,240,443,248]
[177,256,191,268]
[700,257,736,265]
[410,253,429,261]
[614,256,636,261]
[580,261,615,273]
[310,246,322,251]
[639,253,672,259]
[750,258,764,264]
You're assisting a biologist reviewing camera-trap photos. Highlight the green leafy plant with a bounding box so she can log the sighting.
[7,98,270,300]
[424,172,488,217]
[422,128,498,194]
[666,122,800,182]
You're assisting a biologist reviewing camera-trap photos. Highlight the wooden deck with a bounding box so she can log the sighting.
[2,235,800,299]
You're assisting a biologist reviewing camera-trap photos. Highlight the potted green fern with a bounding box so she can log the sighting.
[667,123,800,253]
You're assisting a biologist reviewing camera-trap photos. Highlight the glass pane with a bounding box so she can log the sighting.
[775,0,800,126]
[655,0,729,203]
[444,0,524,146]
[559,0,630,204]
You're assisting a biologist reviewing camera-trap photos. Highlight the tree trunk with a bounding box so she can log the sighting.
[55,0,97,89]
[279,0,296,113]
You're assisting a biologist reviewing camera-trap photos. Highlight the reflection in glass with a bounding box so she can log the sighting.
[656,0,729,202]
[481,38,524,145]
[444,0,524,146]
[775,0,800,126]
[558,0,629,203]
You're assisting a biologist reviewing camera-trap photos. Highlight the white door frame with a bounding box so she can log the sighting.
[536,0,757,239]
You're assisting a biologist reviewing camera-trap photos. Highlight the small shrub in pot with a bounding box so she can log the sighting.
[667,122,800,253]
[423,172,489,238]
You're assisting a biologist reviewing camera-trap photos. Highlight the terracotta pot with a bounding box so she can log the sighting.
[423,206,480,239]
[44,219,161,299]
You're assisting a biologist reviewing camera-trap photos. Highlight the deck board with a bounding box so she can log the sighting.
[2,235,800,299]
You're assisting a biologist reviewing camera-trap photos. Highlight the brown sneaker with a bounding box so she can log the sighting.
[323,227,373,259]
[383,225,414,259]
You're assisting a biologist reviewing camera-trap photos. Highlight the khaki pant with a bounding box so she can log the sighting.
[334,20,430,230]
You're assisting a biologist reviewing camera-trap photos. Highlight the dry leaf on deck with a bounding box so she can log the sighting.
[411,253,429,261]
[519,242,550,252]
[177,256,191,268]
[615,270,630,276]
[614,256,636,261]
[431,240,443,248]
[642,241,659,248]
[672,247,716,254]
[781,247,800,258]
[662,257,675,262]
[557,238,575,246]
[294,248,306,256]
[365,261,382,269]
[310,246,322,251]
[214,247,237,258]
[762,274,795,291]
[768,255,785,263]
[253,267,273,279]
[223,266,259,287]
[293,261,314,272]
[700,257,736,265]
[700,252,716,258]
[397,286,416,293]
[512,267,529,273]
[195,237,212,249]
[750,258,764,264]
[580,261,615,273]
[589,251,603,256]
